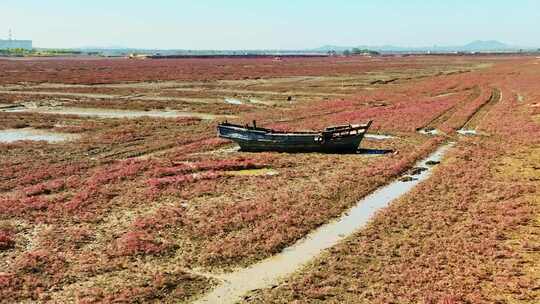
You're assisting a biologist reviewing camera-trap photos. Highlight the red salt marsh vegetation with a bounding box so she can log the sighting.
[0,56,480,85]
[245,59,540,303]
[0,55,538,303]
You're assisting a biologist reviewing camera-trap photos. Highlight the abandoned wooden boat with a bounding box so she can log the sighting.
[217,120,373,153]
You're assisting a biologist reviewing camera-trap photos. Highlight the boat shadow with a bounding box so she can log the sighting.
[236,147,394,155]
[356,148,394,155]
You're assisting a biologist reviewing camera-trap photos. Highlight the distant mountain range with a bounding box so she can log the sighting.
[68,40,538,57]
[314,40,538,53]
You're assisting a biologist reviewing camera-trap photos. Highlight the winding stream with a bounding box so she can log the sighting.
[195,143,454,304]
[0,128,78,143]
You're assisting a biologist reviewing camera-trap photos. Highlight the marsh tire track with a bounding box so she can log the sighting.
[461,88,502,130]
[418,86,481,131]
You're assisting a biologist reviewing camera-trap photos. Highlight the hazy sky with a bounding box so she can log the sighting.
[1,0,539,49]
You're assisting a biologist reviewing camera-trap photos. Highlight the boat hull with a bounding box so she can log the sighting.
[218,125,365,153]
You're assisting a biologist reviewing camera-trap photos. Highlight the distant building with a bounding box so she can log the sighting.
[0,39,33,50]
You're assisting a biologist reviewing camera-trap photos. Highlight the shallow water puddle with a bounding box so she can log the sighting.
[0,128,78,143]
[193,146,241,156]
[4,107,232,120]
[457,129,479,136]
[224,98,244,105]
[195,144,453,304]
[365,133,395,140]
[224,168,279,176]
[248,98,273,105]
[433,92,457,98]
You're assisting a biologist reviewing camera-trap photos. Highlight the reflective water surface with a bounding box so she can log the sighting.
[195,144,454,304]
